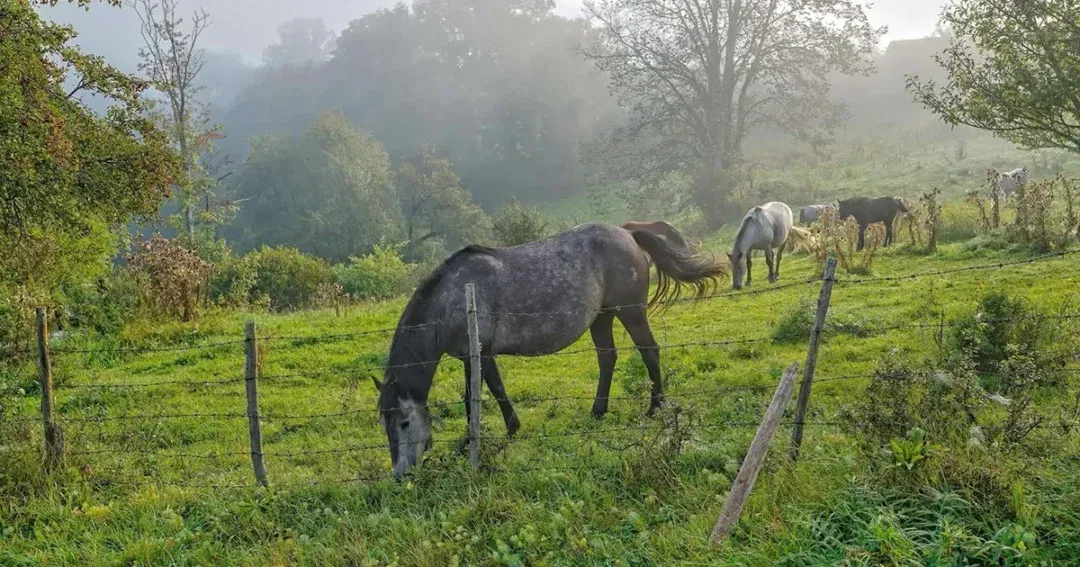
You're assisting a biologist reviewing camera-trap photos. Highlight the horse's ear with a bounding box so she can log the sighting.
[371,376,384,392]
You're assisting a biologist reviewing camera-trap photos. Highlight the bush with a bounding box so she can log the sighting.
[772,297,873,343]
[127,236,213,322]
[950,291,1065,380]
[60,268,142,336]
[245,247,337,311]
[209,253,257,309]
[491,199,551,246]
[334,246,415,300]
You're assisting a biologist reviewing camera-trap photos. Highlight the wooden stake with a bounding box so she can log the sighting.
[36,308,63,469]
[465,283,482,468]
[790,257,837,461]
[711,362,799,544]
[245,321,268,487]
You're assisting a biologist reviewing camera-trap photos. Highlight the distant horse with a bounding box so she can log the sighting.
[620,220,690,248]
[729,202,810,289]
[374,223,725,478]
[997,167,1028,204]
[798,203,837,226]
[838,196,909,250]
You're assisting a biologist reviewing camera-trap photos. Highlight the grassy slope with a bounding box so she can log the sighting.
[2,234,1080,565]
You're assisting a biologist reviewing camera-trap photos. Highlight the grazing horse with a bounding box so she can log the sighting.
[728,202,809,290]
[374,223,725,478]
[997,167,1028,204]
[798,203,837,226]
[620,220,690,248]
[838,196,909,250]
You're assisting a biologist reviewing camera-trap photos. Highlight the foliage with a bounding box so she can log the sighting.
[949,291,1064,380]
[490,199,551,247]
[908,0,1080,153]
[131,0,222,239]
[224,113,401,262]
[0,0,179,307]
[59,268,142,337]
[886,428,940,472]
[334,246,415,301]
[771,297,872,343]
[809,208,885,275]
[127,236,213,322]
[396,147,491,256]
[582,0,882,225]
[262,17,335,68]
[244,246,337,311]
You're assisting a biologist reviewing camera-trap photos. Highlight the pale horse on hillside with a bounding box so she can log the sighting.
[997,167,1029,204]
[729,202,812,289]
[798,203,838,225]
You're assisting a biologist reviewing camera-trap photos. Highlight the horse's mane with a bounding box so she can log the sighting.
[398,244,496,326]
[733,208,760,250]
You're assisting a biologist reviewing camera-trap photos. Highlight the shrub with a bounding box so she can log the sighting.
[809,208,885,275]
[772,297,873,343]
[127,236,213,322]
[60,268,142,336]
[949,291,1065,380]
[246,247,336,311]
[334,246,414,300]
[491,199,551,246]
[209,253,257,309]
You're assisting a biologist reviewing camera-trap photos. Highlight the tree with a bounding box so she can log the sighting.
[224,113,400,261]
[491,199,551,246]
[582,0,882,225]
[263,17,336,69]
[908,0,1080,153]
[130,0,219,239]
[396,147,491,255]
[1,0,179,350]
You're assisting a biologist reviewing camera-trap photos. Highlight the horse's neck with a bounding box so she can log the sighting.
[386,325,441,402]
[735,216,763,254]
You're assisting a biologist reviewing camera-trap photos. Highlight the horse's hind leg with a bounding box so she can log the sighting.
[616,307,662,416]
[775,244,784,280]
[857,224,867,251]
[482,356,521,438]
[590,312,618,418]
[764,246,776,283]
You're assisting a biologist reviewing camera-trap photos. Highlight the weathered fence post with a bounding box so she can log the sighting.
[36,308,63,469]
[244,321,268,487]
[711,362,799,544]
[465,283,482,468]
[789,256,838,462]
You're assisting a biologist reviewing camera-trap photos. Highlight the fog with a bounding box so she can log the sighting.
[43,0,945,69]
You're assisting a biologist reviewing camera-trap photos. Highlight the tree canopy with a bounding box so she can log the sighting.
[908,0,1080,153]
[1,0,179,290]
[223,113,400,261]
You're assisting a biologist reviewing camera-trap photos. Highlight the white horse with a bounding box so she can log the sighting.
[798,203,837,225]
[729,202,811,289]
[997,167,1028,204]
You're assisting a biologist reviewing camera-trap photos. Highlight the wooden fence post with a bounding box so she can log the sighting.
[789,256,838,462]
[465,283,482,468]
[36,308,63,469]
[711,362,799,544]
[244,321,268,487]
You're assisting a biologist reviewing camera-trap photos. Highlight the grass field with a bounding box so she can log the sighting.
[3,227,1080,565]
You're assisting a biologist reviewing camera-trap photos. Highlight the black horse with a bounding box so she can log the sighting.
[373,222,725,478]
[838,196,909,250]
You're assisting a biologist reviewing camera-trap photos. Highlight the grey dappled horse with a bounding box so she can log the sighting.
[729,202,809,290]
[798,203,837,226]
[374,222,725,478]
[997,167,1029,204]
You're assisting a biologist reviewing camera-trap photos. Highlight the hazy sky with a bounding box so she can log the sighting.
[44,0,948,68]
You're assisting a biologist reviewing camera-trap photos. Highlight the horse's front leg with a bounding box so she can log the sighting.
[764,246,776,283]
[745,254,753,287]
[589,313,617,418]
[885,220,894,247]
[482,356,520,438]
[857,224,867,251]
[775,244,784,280]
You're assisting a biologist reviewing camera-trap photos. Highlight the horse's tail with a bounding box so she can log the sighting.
[786,226,816,253]
[631,230,726,310]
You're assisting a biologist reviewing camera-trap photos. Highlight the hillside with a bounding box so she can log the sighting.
[2,237,1079,565]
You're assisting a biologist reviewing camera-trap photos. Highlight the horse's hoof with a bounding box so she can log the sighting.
[591,407,608,419]
[506,414,521,438]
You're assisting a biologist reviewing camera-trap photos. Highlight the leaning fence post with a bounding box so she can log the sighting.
[789,256,838,462]
[465,283,482,468]
[36,307,63,469]
[244,321,268,487]
[711,362,799,544]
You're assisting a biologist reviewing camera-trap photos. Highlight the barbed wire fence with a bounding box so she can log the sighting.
[4,249,1080,540]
